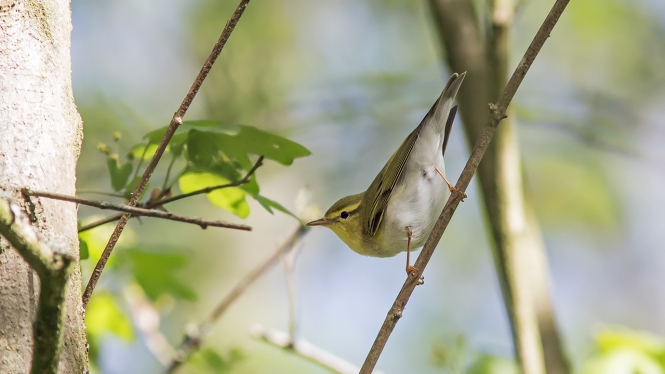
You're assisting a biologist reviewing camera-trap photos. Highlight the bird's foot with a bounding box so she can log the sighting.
[406,266,424,285]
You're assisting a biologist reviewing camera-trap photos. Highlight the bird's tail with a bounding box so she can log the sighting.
[424,72,466,135]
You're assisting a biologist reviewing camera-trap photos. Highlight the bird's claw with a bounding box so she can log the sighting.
[406,266,425,285]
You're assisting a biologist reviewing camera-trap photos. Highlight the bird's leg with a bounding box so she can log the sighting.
[405,226,424,285]
[405,226,413,274]
[435,166,466,200]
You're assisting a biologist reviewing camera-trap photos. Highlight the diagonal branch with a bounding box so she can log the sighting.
[23,190,251,231]
[82,0,252,309]
[359,0,571,372]
[77,156,265,233]
[0,198,74,374]
[251,325,385,374]
[165,225,309,373]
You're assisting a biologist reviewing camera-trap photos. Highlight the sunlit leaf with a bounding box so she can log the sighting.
[106,158,133,192]
[581,348,664,374]
[597,328,665,357]
[128,142,158,160]
[122,248,196,302]
[179,172,249,218]
[85,293,134,341]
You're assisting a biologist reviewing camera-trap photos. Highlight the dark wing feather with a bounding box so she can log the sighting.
[442,105,458,157]
[361,123,423,237]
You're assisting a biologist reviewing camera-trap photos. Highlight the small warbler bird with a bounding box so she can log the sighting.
[307,72,466,276]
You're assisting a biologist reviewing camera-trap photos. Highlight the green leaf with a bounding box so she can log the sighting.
[186,129,221,168]
[252,194,297,218]
[128,142,158,160]
[179,172,249,218]
[79,238,89,260]
[107,158,134,192]
[581,348,664,374]
[596,328,665,356]
[144,121,240,144]
[217,125,310,169]
[85,293,134,341]
[122,248,197,301]
[240,175,259,195]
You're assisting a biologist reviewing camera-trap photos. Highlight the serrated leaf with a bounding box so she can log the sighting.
[122,248,196,302]
[85,293,134,341]
[107,158,134,192]
[217,125,310,169]
[179,172,249,218]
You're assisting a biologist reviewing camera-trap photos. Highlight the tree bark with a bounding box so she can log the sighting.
[428,0,569,373]
[0,0,87,372]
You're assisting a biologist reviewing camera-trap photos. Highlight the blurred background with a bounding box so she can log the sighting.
[71,0,665,373]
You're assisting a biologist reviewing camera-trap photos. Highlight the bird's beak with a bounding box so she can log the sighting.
[306,218,330,227]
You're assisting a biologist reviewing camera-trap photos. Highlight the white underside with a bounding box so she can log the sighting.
[380,124,451,256]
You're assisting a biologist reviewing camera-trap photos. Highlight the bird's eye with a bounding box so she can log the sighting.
[340,211,349,219]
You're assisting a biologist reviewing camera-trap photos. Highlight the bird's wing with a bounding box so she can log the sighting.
[361,124,422,237]
[361,74,462,237]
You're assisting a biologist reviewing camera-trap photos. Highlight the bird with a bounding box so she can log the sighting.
[307,72,466,278]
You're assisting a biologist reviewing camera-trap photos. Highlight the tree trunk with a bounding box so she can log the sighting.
[428,0,569,372]
[0,0,87,372]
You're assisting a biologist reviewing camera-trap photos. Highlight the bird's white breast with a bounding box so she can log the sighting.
[380,125,451,256]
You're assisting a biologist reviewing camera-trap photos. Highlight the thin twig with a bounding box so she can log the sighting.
[0,198,74,374]
[81,0,252,309]
[165,225,309,373]
[359,0,570,372]
[162,153,178,192]
[132,141,151,182]
[251,325,385,374]
[24,190,251,231]
[77,156,264,233]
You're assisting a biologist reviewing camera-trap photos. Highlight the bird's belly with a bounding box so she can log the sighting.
[379,161,450,256]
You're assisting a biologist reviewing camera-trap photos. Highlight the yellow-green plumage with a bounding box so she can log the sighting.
[308,72,466,258]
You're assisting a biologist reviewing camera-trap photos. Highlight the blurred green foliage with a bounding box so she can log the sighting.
[70,0,665,371]
[582,328,665,374]
[85,292,134,368]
